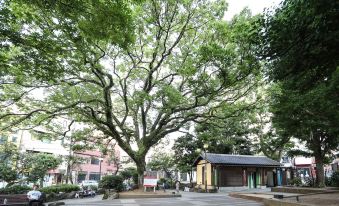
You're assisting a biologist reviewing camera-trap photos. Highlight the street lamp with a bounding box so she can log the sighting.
[98,157,104,181]
[203,143,208,192]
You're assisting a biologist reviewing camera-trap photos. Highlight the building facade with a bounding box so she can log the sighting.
[74,149,119,183]
[0,130,120,186]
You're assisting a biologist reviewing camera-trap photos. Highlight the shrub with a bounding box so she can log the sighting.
[40,184,80,194]
[330,171,339,187]
[0,185,31,194]
[325,176,332,186]
[303,177,315,187]
[288,177,302,186]
[99,175,124,192]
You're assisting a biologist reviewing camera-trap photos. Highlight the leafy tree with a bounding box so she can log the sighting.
[172,134,200,185]
[119,167,138,185]
[0,0,136,80]
[25,153,62,187]
[0,142,20,186]
[147,152,176,181]
[260,0,339,186]
[0,141,61,187]
[253,86,295,161]
[0,1,262,187]
[196,115,256,155]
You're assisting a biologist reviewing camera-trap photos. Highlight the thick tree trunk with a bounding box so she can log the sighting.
[315,156,325,187]
[312,132,325,187]
[136,160,146,189]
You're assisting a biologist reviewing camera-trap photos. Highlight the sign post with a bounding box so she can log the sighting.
[143,171,158,192]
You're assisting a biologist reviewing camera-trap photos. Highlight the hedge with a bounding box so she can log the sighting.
[0,185,31,194]
[39,184,80,194]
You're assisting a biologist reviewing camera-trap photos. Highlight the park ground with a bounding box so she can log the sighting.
[58,187,339,206]
[61,190,263,206]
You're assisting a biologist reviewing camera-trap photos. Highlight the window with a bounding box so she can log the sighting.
[78,172,87,183]
[181,173,187,181]
[89,173,100,181]
[91,157,100,165]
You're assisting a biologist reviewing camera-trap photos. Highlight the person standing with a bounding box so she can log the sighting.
[175,181,180,193]
[162,182,166,192]
[27,185,42,206]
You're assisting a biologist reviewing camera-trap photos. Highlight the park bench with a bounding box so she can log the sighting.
[0,194,46,206]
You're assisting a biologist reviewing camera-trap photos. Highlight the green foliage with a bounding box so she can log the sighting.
[39,184,80,194]
[172,134,200,178]
[25,153,62,184]
[328,171,339,187]
[120,167,138,183]
[0,0,137,81]
[0,164,17,184]
[0,185,31,194]
[0,142,19,184]
[288,177,302,187]
[99,175,124,192]
[147,152,175,180]
[0,142,62,186]
[261,0,339,186]
[1,0,262,187]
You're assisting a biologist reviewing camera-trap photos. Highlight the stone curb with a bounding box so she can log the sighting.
[272,187,339,194]
[47,202,65,206]
[263,199,311,206]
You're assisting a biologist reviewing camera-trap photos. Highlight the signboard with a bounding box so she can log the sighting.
[143,171,158,187]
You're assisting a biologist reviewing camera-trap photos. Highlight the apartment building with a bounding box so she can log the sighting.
[0,130,119,186]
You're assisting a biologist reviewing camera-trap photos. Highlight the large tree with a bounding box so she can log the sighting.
[261,0,339,186]
[0,0,261,186]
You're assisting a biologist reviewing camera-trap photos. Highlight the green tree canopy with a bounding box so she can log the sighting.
[260,0,339,186]
[1,1,262,187]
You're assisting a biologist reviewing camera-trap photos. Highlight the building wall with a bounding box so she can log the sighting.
[2,130,120,185]
[74,150,118,183]
[196,160,212,188]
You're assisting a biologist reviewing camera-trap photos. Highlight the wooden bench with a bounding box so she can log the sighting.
[0,194,28,205]
[0,194,45,206]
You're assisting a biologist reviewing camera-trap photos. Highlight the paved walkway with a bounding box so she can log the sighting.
[62,191,263,206]
[229,188,339,206]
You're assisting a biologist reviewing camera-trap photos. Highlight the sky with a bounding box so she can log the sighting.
[224,0,282,20]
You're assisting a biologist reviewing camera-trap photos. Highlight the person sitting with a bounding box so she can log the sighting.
[27,185,43,206]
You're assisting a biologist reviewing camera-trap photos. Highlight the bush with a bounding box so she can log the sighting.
[303,177,315,187]
[325,176,332,186]
[99,175,124,192]
[0,185,31,194]
[330,171,339,187]
[288,177,302,186]
[40,184,80,194]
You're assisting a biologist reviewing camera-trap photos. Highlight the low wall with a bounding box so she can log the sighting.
[271,187,339,194]
[263,199,309,206]
[218,187,248,192]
